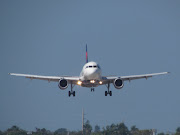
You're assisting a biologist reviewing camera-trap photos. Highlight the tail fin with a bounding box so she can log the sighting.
[86,44,88,63]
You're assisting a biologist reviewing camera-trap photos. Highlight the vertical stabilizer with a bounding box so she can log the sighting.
[86,45,88,63]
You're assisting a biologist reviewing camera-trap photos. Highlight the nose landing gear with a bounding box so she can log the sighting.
[91,88,95,92]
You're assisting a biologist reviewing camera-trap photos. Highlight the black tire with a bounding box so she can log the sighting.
[105,91,107,96]
[73,91,75,97]
[110,91,112,96]
[68,91,71,97]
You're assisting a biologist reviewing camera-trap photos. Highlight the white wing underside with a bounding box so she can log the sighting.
[9,72,169,85]
[103,72,169,82]
[9,73,79,83]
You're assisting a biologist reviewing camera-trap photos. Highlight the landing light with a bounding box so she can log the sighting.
[99,81,102,84]
[90,80,95,83]
[77,81,82,85]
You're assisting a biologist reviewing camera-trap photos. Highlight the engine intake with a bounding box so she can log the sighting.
[113,78,124,89]
[58,79,68,90]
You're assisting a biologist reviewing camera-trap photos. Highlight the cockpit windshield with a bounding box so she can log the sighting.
[85,65,100,69]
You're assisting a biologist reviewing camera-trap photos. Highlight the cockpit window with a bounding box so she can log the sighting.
[86,65,99,68]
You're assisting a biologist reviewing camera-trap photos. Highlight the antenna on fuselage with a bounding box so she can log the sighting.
[86,44,88,63]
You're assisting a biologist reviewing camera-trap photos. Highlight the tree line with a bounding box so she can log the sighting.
[0,121,180,135]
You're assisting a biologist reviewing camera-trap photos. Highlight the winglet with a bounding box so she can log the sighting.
[86,44,88,63]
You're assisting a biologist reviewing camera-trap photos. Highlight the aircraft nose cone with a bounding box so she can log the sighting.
[89,69,98,75]
[85,68,100,80]
[92,69,97,74]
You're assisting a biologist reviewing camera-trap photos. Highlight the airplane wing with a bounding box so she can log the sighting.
[103,72,169,82]
[9,73,80,84]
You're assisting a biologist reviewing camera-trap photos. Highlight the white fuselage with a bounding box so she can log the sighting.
[80,61,102,81]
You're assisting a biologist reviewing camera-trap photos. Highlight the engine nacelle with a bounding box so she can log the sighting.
[113,78,124,89]
[58,79,68,90]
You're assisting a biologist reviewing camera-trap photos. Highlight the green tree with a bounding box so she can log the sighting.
[130,125,139,135]
[33,127,52,135]
[102,123,130,135]
[54,128,68,135]
[0,130,4,135]
[7,126,20,132]
[94,125,100,133]
[5,125,26,135]
[116,123,130,135]
[157,133,165,135]
[84,120,92,135]
[175,127,180,135]
[177,127,180,132]
[138,129,152,135]
[69,131,82,135]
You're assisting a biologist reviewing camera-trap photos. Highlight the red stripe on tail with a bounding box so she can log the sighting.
[86,45,88,63]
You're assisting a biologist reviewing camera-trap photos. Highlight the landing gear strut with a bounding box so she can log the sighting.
[105,83,112,96]
[69,82,75,97]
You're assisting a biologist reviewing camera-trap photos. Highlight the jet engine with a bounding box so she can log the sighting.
[113,78,124,89]
[58,79,68,90]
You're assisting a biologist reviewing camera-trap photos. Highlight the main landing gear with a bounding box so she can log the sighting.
[105,83,112,96]
[69,83,75,97]
[69,91,75,97]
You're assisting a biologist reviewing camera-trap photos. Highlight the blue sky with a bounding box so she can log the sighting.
[0,0,179,133]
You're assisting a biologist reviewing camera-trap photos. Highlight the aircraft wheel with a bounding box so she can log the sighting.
[110,91,112,96]
[105,91,107,96]
[91,88,95,92]
[73,91,75,97]
[68,91,71,97]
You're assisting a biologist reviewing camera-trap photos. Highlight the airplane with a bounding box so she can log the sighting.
[9,45,169,97]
